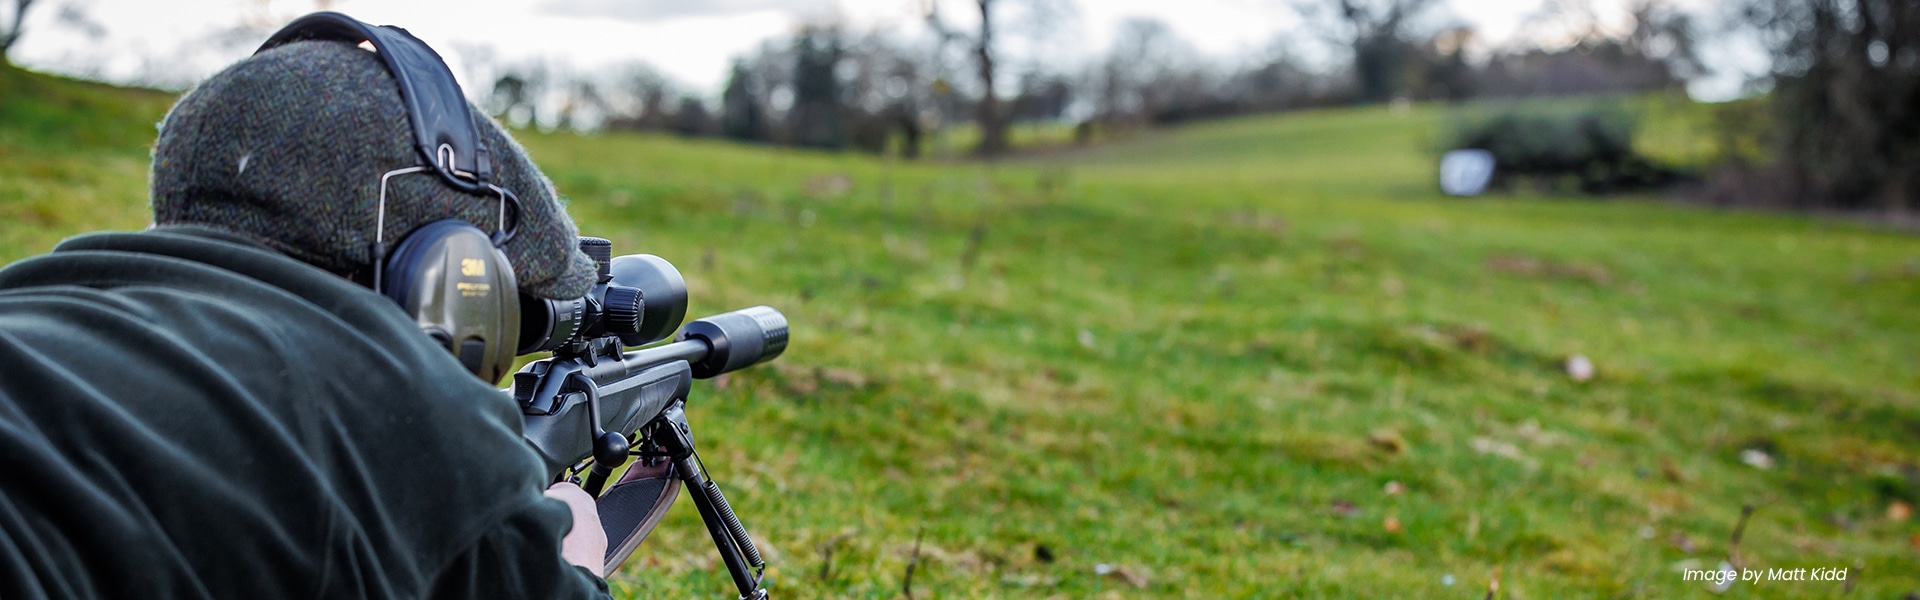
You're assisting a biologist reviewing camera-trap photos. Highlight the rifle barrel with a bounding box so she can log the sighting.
[623,338,710,369]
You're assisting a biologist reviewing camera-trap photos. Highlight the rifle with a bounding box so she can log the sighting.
[509,237,785,599]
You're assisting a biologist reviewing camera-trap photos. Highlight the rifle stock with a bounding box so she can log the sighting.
[509,302,787,598]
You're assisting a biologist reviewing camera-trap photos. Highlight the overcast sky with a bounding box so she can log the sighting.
[8,0,1763,101]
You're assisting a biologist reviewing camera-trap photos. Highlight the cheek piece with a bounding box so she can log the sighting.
[257,12,524,382]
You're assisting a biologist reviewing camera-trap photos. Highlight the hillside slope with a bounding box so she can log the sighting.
[0,63,172,257]
[2,66,1917,597]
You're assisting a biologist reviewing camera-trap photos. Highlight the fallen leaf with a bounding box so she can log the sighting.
[1789,535,1839,555]
[787,376,819,395]
[1890,501,1912,521]
[1330,500,1358,517]
[1552,262,1611,285]
[1444,326,1490,353]
[1093,564,1148,588]
[820,367,866,387]
[1515,419,1569,446]
[1486,254,1612,285]
[1368,429,1406,454]
[775,363,820,395]
[1671,533,1697,554]
[1486,255,1541,275]
[1383,516,1402,533]
[999,573,1061,587]
[1470,437,1537,468]
[804,174,852,198]
[1661,458,1687,483]
[1827,513,1856,530]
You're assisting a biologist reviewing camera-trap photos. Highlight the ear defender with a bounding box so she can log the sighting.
[382,220,521,383]
[257,12,529,382]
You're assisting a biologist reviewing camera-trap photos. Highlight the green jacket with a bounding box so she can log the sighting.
[0,227,611,599]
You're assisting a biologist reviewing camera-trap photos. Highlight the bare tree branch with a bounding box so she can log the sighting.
[2,0,43,61]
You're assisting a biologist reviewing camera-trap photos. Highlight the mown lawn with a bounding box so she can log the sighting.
[3,64,1916,598]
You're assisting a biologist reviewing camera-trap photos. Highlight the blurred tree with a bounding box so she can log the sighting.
[721,61,770,143]
[1625,0,1701,80]
[894,105,924,158]
[555,78,607,132]
[742,39,797,144]
[925,0,1006,155]
[1474,0,1695,98]
[1,0,39,64]
[838,32,937,157]
[1099,18,1176,120]
[600,64,677,132]
[926,0,1072,156]
[2,0,104,66]
[969,0,1006,155]
[1088,18,1231,125]
[1302,0,1436,103]
[788,26,846,149]
[630,67,676,131]
[489,63,547,129]
[674,97,716,138]
[1007,71,1069,122]
[1422,27,1476,101]
[1742,0,1918,211]
[1223,49,1317,111]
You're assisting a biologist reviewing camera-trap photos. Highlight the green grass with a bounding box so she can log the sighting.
[3,65,1917,598]
[0,62,174,253]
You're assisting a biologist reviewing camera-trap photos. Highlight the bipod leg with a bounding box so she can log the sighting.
[653,402,768,600]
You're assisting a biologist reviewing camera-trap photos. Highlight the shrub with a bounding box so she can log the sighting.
[1448,108,1679,194]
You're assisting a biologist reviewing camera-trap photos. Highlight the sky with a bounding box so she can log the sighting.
[6,0,1764,102]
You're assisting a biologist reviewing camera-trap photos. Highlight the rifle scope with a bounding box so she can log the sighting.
[517,237,689,354]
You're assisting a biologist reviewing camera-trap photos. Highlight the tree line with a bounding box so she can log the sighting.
[479,0,1700,160]
[1,0,1913,211]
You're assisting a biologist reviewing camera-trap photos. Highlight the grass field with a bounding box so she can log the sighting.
[3,62,1917,598]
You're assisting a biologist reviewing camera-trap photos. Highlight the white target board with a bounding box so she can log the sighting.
[1439,149,1496,196]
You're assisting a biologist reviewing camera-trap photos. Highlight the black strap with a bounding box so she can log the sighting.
[257,12,494,193]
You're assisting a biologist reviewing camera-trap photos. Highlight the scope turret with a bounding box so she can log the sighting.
[516,238,689,354]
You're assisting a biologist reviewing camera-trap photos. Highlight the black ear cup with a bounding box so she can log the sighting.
[259,13,525,381]
[382,219,520,382]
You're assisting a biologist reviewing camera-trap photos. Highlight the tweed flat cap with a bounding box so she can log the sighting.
[150,40,596,300]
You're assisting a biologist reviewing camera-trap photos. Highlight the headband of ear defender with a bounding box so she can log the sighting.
[255,12,520,382]
[258,12,493,192]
